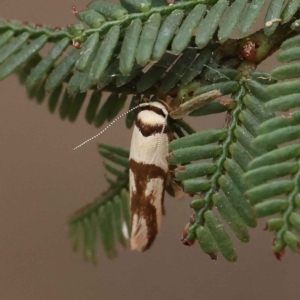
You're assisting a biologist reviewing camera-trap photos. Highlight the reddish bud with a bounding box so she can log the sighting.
[72,6,78,15]
[208,253,218,260]
[72,39,82,49]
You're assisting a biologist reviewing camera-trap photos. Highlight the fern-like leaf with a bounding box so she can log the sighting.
[69,144,130,262]
[168,72,276,261]
[1,0,297,100]
[245,35,300,259]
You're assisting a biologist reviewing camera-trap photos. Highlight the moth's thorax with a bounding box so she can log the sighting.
[137,109,166,127]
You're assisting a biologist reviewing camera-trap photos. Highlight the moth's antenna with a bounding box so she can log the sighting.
[73,105,142,151]
[157,113,168,153]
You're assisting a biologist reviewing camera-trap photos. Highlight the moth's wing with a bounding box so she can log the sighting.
[129,168,165,251]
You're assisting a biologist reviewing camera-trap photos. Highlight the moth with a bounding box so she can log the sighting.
[73,90,220,252]
[129,102,170,251]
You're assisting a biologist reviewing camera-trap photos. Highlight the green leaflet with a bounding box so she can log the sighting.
[239,0,266,37]
[99,143,129,158]
[46,49,80,92]
[272,63,300,80]
[0,30,13,47]
[204,211,237,262]
[161,48,197,92]
[0,35,48,80]
[27,37,70,89]
[248,144,300,170]
[259,110,300,134]
[242,94,274,122]
[152,9,184,61]
[76,9,106,28]
[172,4,206,55]
[245,162,299,185]
[137,52,177,92]
[136,13,161,67]
[80,46,100,92]
[194,81,239,97]
[116,63,142,87]
[218,175,256,228]
[196,0,228,49]
[205,68,241,83]
[290,212,300,234]
[250,71,277,85]
[213,193,249,243]
[89,26,120,84]
[229,143,252,172]
[245,80,271,102]
[264,0,284,36]
[119,19,142,75]
[223,159,252,194]
[190,99,231,116]
[234,125,265,157]
[254,200,289,218]
[67,71,85,96]
[175,162,216,181]
[0,32,30,64]
[196,226,219,259]
[283,231,300,252]
[112,195,126,246]
[246,181,294,205]
[122,0,151,12]
[181,47,212,85]
[253,125,300,149]
[98,204,117,258]
[277,47,300,62]
[75,32,100,72]
[218,0,247,43]
[183,178,210,194]
[281,0,300,24]
[238,110,260,137]
[97,59,119,90]
[266,79,300,98]
[169,144,223,165]
[267,218,284,231]
[88,0,128,20]
[170,129,227,150]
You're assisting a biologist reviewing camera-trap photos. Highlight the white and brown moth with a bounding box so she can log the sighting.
[129,102,170,251]
[73,90,220,252]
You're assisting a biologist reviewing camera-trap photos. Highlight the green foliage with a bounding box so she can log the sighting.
[244,37,300,259]
[167,75,277,261]
[0,0,297,97]
[69,144,130,262]
[2,0,300,262]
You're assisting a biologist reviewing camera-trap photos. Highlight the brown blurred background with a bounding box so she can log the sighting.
[1,1,300,299]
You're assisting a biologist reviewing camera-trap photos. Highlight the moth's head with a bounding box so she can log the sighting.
[73,101,169,151]
[139,101,169,118]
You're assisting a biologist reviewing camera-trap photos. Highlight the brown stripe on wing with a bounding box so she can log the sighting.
[130,159,167,251]
[140,105,167,118]
[135,118,171,137]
